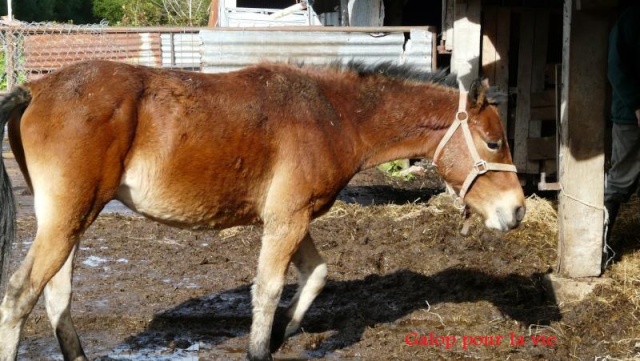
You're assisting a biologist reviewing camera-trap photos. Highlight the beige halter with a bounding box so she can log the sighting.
[432,87,518,208]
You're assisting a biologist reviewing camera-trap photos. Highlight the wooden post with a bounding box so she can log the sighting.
[347,0,384,27]
[513,10,551,174]
[513,11,535,172]
[528,11,550,174]
[340,0,349,26]
[557,0,609,277]
[442,0,455,52]
[208,0,219,27]
[451,0,481,89]
[7,0,12,21]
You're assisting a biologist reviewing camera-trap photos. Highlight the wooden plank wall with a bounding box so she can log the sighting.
[481,6,510,127]
[481,7,559,178]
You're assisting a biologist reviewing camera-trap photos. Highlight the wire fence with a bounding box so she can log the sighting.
[0,21,202,91]
[0,19,436,92]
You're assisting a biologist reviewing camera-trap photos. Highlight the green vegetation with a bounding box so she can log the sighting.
[377,159,416,181]
[0,53,7,90]
[0,53,27,90]
[1,0,212,26]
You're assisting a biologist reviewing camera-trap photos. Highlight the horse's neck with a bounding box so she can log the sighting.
[352,83,459,170]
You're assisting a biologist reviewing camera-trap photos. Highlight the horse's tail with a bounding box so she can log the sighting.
[0,86,31,290]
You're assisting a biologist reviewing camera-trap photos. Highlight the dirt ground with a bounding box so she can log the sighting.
[3,154,640,361]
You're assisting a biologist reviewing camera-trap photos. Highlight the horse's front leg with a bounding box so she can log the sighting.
[247,211,310,361]
[269,233,327,353]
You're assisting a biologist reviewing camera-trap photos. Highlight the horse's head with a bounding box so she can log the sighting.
[433,79,525,231]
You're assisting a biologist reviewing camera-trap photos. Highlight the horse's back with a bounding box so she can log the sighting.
[17,60,354,229]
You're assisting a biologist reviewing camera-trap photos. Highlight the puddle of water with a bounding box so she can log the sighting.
[83,255,109,267]
[103,342,199,361]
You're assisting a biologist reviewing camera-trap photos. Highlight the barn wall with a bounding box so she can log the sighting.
[200,28,434,73]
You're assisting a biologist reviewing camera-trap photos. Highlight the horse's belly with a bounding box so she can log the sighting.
[116,160,261,229]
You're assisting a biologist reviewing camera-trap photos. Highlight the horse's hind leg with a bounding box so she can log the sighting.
[44,245,86,361]
[270,233,327,352]
[0,176,109,360]
[0,214,88,361]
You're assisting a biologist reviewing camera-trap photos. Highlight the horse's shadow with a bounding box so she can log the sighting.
[120,268,560,358]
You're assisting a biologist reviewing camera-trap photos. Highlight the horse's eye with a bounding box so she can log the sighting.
[487,141,501,150]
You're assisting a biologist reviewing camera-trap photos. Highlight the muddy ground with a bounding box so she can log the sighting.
[3,155,640,361]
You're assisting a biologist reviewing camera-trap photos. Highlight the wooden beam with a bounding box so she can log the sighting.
[481,6,498,82]
[531,90,556,108]
[340,0,349,26]
[527,136,557,160]
[451,0,481,90]
[513,11,534,172]
[527,10,550,173]
[577,0,618,11]
[481,6,511,125]
[557,0,609,278]
[495,8,511,125]
[347,0,384,27]
[531,89,557,120]
[442,0,455,51]
[208,0,220,27]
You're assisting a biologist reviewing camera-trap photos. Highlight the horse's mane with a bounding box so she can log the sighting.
[338,61,459,89]
[289,60,506,105]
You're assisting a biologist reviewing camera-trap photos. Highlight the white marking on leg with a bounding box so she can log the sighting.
[285,262,327,337]
[250,271,285,360]
[0,259,36,361]
[278,234,327,339]
[0,188,87,361]
[248,208,309,360]
[44,246,86,361]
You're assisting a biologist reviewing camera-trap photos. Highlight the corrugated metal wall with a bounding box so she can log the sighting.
[13,26,433,78]
[200,28,433,73]
[161,33,202,69]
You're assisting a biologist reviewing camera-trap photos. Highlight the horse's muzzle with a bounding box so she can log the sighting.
[482,202,526,232]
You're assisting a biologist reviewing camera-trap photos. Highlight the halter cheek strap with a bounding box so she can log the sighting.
[432,88,518,207]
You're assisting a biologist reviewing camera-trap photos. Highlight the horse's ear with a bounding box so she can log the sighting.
[469,78,489,109]
[470,78,505,109]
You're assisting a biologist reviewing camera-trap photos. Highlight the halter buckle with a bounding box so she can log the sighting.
[453,196,466,210]
[474,160,488,174]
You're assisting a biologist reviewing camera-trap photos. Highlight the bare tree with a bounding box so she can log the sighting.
[156,0,210,26]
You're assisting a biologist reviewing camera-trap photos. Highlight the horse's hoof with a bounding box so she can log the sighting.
[246,352,274,361]
[269,316,290,353]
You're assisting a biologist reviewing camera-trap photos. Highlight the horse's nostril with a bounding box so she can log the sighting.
[516,206,526,222]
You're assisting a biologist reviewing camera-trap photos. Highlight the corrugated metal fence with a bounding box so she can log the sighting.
[0,24,435,89]
[200,28,433,73]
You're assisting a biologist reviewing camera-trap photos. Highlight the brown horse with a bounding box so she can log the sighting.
[0,60,524,361]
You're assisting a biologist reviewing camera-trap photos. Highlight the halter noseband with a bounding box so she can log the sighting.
[432,88,517,208]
